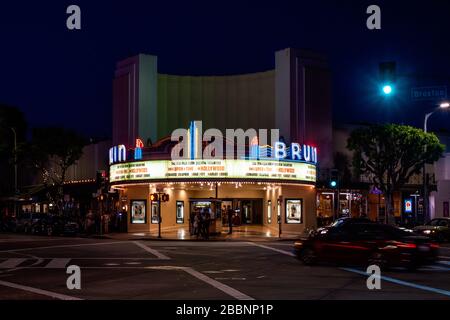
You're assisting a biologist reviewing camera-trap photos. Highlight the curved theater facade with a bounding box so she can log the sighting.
[109,123,318,236]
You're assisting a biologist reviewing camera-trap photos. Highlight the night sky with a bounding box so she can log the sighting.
[1,0,450,139]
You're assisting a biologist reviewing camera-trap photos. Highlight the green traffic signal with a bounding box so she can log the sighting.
[382,84,393,95]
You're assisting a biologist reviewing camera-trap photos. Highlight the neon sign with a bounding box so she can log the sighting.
[173,121,318,164]
[109,145,126,164]
[134,138,144,160]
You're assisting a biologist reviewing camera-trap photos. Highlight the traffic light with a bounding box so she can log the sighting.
[330,169,339,189]
[150,193,159,202]
[161,194,170,202]
[96,170,106,190]
[379,61,396,96]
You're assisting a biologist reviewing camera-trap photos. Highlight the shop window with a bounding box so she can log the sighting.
[286,199,303,224]
[267,200,272,224]
[176,201,184,224]
[130,200,146,224]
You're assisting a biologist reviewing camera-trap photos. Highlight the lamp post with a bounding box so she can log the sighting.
[422,101,450,223]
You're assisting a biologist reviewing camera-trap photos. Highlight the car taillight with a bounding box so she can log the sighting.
[396,243,417,249]
[430,243,439,249]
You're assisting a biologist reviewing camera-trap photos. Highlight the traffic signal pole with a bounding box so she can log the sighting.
[158,198,161,239]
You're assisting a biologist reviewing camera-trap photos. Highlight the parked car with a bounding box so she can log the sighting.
[12,212,43,233]
[294,219,438,270]
[0,216,17,232]
[42,215,79,236]
[413,218,450,242]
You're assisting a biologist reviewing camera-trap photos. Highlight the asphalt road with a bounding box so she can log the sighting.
[0,233,449,300]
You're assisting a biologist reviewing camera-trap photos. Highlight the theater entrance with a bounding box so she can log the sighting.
[220,199,263,226]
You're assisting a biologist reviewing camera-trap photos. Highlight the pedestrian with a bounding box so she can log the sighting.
[227,205,233,234]
[190,211,196,235]
[193,212,200,239]
[202,208,210,240]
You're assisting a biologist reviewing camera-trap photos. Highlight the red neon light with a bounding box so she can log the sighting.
[136,138,144,148]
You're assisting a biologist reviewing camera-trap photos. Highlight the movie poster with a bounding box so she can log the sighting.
[286,199,302,224]
[131,200,146,224]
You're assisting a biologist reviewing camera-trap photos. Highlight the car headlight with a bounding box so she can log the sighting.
[423,230,431,234]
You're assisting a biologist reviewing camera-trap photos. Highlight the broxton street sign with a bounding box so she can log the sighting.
[411,86,447,101]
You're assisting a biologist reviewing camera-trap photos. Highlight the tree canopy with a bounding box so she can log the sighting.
[347,124,444,223]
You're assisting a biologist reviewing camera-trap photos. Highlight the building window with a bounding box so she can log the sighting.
[151,201,160,224]
[176,201,184,224]
[286,199,303,224]
[267,200,272,224]
[130,200,147,224]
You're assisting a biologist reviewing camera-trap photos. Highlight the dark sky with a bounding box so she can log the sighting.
[1,0,450,139]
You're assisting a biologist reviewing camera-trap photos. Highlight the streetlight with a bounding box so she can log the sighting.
[422,101,450,223]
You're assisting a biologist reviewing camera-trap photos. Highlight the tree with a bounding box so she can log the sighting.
[347,124,444,224]
[333,152,353,188]
[29,127,87,214]
[0,105,27,195]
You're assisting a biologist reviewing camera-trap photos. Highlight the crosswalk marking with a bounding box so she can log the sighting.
[0,258,27,269]
[44,258,71,269]
[132,241,171,260]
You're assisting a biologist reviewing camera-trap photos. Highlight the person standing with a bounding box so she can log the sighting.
[192,212,199,238]
[203,208,211,240]
[227,205,233,234]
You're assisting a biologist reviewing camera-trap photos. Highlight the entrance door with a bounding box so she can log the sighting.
[237,199,263,225]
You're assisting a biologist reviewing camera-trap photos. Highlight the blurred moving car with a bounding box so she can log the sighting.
[413,218,450,242]
[294,219,438,270]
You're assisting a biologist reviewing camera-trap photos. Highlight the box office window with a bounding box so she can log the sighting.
[176,201,184,224]
[286,199,303,224]
[130,200,147,224]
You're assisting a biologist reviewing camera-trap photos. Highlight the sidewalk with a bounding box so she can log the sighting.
[96,225,303,242]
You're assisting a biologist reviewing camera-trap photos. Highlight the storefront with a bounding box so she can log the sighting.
[108,125,318,236]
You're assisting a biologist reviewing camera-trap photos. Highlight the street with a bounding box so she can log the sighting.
[0,234,449,300]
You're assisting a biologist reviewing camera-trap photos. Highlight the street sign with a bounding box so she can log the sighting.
[411,86,447,101]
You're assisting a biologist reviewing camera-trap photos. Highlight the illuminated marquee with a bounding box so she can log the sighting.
[110,159,316,184]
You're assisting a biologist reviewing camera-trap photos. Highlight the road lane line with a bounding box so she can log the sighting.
[341,267,450,297]
[438,260,450,266]
[44,258,71,269]
[0,258,27,269]
[247,242,296,257]
[0,280,82,300]
[132,241,170,260]
[181,267,254,300]
[0,241,125,253]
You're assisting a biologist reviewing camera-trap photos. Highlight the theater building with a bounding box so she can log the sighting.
[109,123,318,235]
[110,48,332,235]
